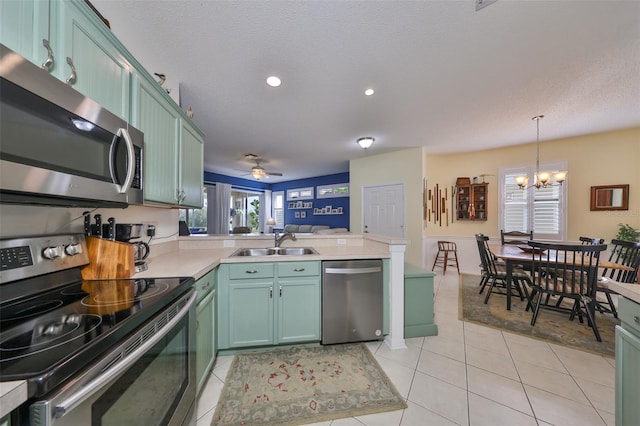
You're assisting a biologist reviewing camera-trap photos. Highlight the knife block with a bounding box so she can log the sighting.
[81,237,135,280]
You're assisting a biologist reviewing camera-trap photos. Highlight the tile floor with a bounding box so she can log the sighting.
[196,272,616,426]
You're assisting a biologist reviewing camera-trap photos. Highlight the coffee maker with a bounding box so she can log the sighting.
[114,223,150,272]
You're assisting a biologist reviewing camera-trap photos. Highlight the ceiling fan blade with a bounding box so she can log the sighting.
[266,171,283,176]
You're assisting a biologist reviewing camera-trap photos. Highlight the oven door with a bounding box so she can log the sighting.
[30,290,196,426]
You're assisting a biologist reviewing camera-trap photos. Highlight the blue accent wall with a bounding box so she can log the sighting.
[202,171,350,230]
[271,172,350,230]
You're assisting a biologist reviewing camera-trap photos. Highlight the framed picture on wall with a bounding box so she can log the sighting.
[301,211,306,218]
[295,211,300,218]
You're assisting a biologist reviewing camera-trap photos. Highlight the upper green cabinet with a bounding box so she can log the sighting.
[50,0,131,120]
[0,0,50,66]
[179,119,204,208]
[132,73,181,205]
[1,0,131,120]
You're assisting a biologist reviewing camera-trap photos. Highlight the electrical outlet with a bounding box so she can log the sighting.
[147,225,156,237]
[337,238,347,245]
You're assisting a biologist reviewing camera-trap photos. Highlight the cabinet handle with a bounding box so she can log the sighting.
[41,39,54,72]
[269,286,273,298]
[245,270,258,274]
[293,268,305,272]
[279,285,282,297]
[176,188,186,204]
[65,57,77,85]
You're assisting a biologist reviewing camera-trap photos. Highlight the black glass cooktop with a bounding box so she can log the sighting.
[0,276,193,397]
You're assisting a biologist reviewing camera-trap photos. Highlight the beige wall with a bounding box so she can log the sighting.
[425,127,640,242]
[349,147,425,265]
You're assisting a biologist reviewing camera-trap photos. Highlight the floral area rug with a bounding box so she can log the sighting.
[211,343,407,425]
[459,274,619,357]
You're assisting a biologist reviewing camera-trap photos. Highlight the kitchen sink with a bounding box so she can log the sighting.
[230,247,318,257]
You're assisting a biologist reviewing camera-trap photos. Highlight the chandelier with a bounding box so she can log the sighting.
[515,115,567,190]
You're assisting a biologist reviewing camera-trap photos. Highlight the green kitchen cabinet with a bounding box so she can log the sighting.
[1,0,131,120]
[0,0,49,67]
[50,0,131,120]
[132,73,204,207]
[404,263,438,338]
[615,296,640,426]
[195,269,217,395]
[179,119,204,208]
[131,72,181,205]
[217,261,321,350]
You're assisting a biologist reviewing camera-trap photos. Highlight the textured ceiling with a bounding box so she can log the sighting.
[91,0,640,183]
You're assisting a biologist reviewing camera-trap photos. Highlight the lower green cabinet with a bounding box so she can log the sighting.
[195,269,216,394]
[404,263,438,338]
[218,261,321,350]
[615,296,640,426]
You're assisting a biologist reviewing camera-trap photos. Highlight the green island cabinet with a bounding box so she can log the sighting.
[195,269,216,395]
[615,296,640,426]
[217,261,321,350]
[404,263,438,338]
[1,0,132,120]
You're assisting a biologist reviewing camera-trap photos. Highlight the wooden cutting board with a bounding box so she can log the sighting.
[81,237,135,280]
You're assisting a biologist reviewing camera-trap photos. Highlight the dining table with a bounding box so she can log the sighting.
[488,243,634,311]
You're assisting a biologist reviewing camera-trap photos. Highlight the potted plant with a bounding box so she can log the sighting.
[615,223,640,242]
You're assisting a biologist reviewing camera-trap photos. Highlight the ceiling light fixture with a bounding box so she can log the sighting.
[364,88,375,96]
[357,137,375,149]
[515,115,567,190]
[266,75,281,87]
[251,166,266,180]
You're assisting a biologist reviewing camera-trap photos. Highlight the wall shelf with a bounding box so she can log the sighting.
[456,183,488,221]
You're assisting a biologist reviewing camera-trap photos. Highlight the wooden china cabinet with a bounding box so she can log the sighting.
[456,183,488,221]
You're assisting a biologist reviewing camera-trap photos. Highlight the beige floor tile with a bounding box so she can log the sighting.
[376,341,422,369]
[508,339,568,373]
[211,354,234,381]
[365,340,384,354]
[525,385,606,426]
[196,374,224,418]
[515,360,589,405]
[463,325,510,356]
[326,417,365,425]
[597,408,615,426]
[574,377,615,414]
[434,321,465,342]
[408,371,468,426]
[423,335,466,362]
[465,345,519,381]
[195,407,215,426]
[468,392,537,426]
[466,365,533,416]
[400,400,458,426]
[405,337,425,349]
[549,344,615,387]
[372,355,417,399]
[416,349,467,389]
[354,405,404,426]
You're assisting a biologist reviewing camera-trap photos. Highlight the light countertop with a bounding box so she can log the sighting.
[603,278,640,304]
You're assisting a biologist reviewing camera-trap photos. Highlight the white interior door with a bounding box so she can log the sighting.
[363,184,405,237]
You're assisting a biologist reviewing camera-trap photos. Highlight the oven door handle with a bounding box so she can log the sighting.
[52,290,196,419]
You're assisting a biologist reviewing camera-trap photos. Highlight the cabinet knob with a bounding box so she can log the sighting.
[634,315,639,324]
[41,39,54,72]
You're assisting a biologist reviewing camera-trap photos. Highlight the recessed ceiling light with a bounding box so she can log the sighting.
[364,88,375,96]
[266,76,282,87]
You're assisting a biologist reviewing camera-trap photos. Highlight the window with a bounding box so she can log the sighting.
[179,188,208,233]
[231,190,260,232]
[272,191,284,228]
[499,162,567,241]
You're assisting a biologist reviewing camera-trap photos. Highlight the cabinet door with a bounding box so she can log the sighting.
[52,0,131,120]
[196,289,215,394]
[616,325,640,426]
[276,278,321,344]
[0,0,49,67]
[228,281,274,347]
[131,74,180,205]
[179,119,204,208]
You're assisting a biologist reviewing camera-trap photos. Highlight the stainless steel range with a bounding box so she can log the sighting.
[0,234,196,426]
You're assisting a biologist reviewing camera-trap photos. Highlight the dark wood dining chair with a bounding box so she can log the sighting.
[596,238,640,318]
[526,241,607,341]
[579,236,605,245]
[475,234,530,304]
[501,230,533,245]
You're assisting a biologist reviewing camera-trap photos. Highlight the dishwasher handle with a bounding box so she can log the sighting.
[324,267,382,275]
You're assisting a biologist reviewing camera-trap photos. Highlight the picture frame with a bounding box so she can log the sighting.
[590,184,629,211]
[295,211,300,218]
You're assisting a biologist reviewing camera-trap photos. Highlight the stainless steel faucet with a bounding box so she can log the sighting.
[274,231,297,247]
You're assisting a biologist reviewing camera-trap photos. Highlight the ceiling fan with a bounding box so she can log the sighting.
[247,158,283,180]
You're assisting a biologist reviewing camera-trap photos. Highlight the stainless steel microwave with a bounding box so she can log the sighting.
[0,44,143,208]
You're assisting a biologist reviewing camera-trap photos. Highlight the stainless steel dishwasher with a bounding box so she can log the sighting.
[322,259,383,344]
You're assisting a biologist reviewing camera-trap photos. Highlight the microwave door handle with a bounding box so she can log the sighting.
[110,128,135,194]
